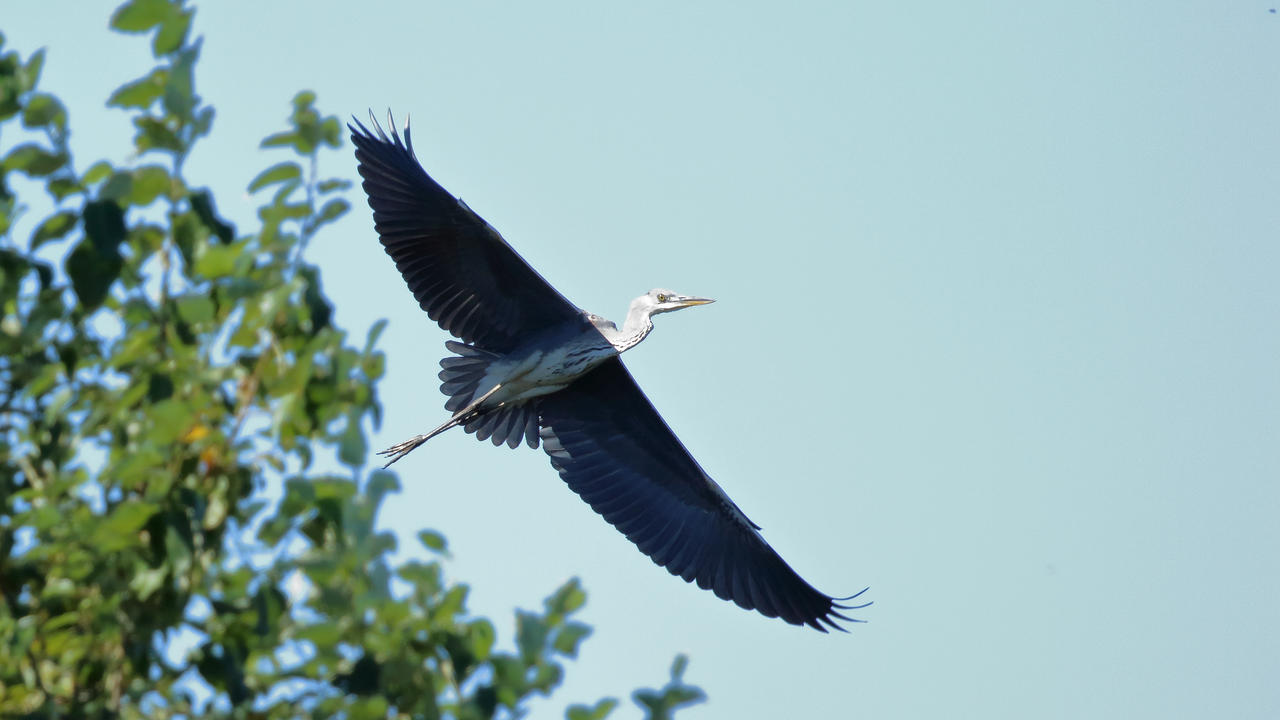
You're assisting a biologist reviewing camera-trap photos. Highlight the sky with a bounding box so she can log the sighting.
[5,2,1280,718]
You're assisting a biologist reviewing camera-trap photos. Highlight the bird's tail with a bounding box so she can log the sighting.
[379,342,547,466]
[439,340,498,412]
[438,340,543,450]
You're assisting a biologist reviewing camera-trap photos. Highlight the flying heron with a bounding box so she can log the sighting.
[350,115,869,632]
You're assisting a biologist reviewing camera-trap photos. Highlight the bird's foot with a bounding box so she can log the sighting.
[377,435,429,468]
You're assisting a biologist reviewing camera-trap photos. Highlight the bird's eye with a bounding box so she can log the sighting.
[657,294,667,303]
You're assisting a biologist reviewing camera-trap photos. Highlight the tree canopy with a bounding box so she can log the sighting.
[0,2,704,717]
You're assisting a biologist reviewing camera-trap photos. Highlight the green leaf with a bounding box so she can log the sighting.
[83,200,126,254]
[82,160,114,185]
[42,577,77,600]
[100,171,134,201]
[300,265,332,331]
[338,410,366,467]
[23,363,63,398]
[313,477,359,502]
[110,0,172,33]
[203,490,228,531]
[22,92,67,130]
[175,294,215,325]
[567,698,619,720]
[320,116,342,147]
[130,164,171,206]
[468,618,496,661]
[316,198,349,225]
[553,621,592,658]
[149,398,194,444]
[172,211,203,267]
[133,116,182,154]
[259,130,299,150]
[194,105,215,136]
[129,565,168,600]
[431,585,469,626]
[530,662,565,693]
[30,210,77,250]
[110,325,160,367]
[268,179,302,206]
[4,143,67,176]
[147,373,174,402]
[93,501,160,551]
[631,655,706,719]
[254,585,286,636]
[347,696,389,720]
[153,8,192,55]
[163,44,197,117]
[363,318,388,357]
[66,237,123,310]
[317,178,352,194]
[364,470,400,507]
[46,176,81,200]
[516,611,549,665]
[108,69,168,109]
[193,240,241,278]
[165,523,194,577]
[417,529,448,554]
[22,48,46,92]
[292,90,317,111]
[295,622,342,647]
[247,161,302,193]
[189,189,235,243]
[547,577,587,617]
[398,560,442,594]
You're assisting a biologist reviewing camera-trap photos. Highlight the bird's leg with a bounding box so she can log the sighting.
[378,383,504,468]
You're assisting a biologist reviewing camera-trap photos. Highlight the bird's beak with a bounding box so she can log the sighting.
[675,295,714,308]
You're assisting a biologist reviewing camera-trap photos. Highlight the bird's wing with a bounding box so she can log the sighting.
[350,116,581,353]
[538,357,867,632]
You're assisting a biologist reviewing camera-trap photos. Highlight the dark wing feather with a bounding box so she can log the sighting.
[350,116,581,352]
[538,358,868,632]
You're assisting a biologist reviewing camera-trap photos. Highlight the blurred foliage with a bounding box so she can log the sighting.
[0,2,704,718]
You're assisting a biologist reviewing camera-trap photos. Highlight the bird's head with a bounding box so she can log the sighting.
[641,288,715,316]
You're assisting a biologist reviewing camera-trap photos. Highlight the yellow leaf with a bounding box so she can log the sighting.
[181,424,210,443]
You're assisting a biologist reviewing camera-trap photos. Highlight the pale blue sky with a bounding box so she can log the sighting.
[7,2,1280,718]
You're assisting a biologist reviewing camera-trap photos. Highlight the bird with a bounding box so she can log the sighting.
[350,113,869,632]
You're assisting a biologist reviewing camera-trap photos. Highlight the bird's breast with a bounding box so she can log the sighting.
[533,335,617,382]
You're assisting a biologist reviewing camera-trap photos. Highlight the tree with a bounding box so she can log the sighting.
[0,2,705,717]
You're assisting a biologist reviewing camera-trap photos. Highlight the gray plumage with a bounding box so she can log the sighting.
[351,113,869,632]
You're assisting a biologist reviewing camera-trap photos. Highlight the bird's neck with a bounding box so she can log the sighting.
[608,302,654,352]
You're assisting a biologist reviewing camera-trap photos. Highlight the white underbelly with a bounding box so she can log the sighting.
[475,341,614,407]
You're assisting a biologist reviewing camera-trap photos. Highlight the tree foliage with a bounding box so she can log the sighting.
[0,2,704,717]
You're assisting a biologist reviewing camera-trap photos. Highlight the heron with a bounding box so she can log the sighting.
[350,114,869,632]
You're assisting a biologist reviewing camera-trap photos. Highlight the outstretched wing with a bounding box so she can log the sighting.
[351,115,581,353]
[538,358,868,632]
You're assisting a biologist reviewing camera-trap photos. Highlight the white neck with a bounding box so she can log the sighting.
[602,298,655,352]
